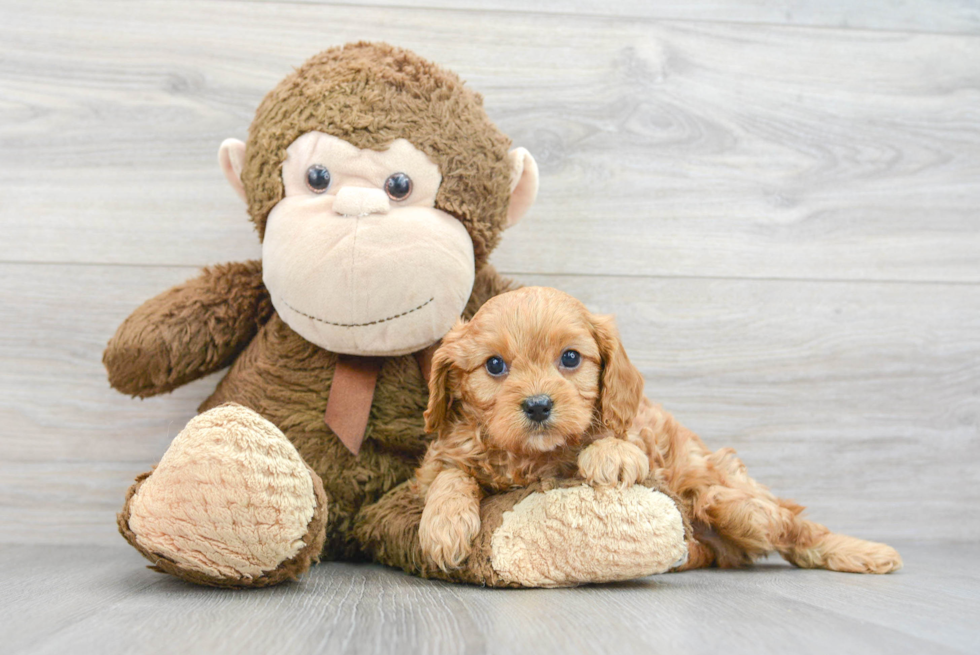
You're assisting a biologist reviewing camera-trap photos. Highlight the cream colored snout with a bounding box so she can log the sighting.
[333,187,390,217]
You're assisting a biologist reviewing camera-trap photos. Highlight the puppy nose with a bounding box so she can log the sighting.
[333,187,390,217]
[521,395,553,423]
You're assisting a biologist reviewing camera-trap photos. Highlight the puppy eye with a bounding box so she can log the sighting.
[385,172,413,200]
[485,356,508,377]
[306,165,331,193]
[560,349,581,369]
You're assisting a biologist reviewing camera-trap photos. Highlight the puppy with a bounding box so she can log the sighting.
[416,286,651,571]
[417,286,903,576]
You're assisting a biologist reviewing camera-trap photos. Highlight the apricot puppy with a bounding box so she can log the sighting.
[416,286,648,571]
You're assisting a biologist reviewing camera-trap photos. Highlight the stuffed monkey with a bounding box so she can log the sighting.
[106,42,689,588]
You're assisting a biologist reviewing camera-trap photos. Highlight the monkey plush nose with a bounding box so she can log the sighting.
[521,395,553,423]
[333,187,391,217]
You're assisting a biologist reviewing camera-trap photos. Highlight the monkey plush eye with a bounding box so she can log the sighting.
[485,356,508,377]
[384,172,413,200]
[560,349,581,369]
[306,165,331,193]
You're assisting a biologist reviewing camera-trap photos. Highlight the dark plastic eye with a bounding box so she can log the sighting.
[306,165,331,193]
[560,349,581,369]
[384,172,413,200]
[485,356,508,377]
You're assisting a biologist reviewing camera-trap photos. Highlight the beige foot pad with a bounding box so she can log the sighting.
[490,484,687,587]
[118,403,328,587]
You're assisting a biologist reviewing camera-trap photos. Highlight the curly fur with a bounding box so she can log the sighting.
[416,286,903,575]
[632,401,902,573]
[416,287,650,569]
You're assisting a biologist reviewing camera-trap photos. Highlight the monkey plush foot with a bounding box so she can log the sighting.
[483,480,689,587]
[356,478,689,588]
[118,404,328,587]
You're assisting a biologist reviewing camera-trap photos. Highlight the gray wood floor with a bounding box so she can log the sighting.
[0,542,976,655]
[1,0,979,653]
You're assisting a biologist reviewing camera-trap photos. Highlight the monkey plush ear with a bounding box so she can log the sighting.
[505,147,539,229]
[218,138,247,203]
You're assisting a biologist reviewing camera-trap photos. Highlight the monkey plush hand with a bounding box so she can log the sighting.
[107,42,688,588]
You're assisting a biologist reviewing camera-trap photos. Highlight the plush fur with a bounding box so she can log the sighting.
[118,405,330,588]
[487,481,687,587]
[243,42,513,264]
[110,261,517,562]
[355,475,691,587]
[106,42,528,571]
[105,260,273,398]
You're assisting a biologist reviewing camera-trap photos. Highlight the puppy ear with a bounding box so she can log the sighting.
[424,321,467,436]
[590,313,645,437]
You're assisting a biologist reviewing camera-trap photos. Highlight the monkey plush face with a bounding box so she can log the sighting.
[261,132,475,356]
[218,42,538,357]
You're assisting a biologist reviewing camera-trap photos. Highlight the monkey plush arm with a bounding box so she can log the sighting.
[104,260,273,398]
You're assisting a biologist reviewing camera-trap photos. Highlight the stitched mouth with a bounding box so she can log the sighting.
[280,296,434,328]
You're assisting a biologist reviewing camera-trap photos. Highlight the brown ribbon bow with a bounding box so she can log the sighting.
[324,346,435,456]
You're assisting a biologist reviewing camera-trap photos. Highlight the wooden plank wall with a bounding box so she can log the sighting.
[1,0,977,546]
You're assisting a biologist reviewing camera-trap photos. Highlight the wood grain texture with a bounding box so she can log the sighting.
[0,542,977,655]
[2,263,976,545]
[2,1,980,282]
[245,0,980,35]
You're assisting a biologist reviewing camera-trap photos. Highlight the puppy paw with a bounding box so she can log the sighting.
[418,470,482,571]
[835,543,903,574]
[788,534,904,574]
[578,436,650,488]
